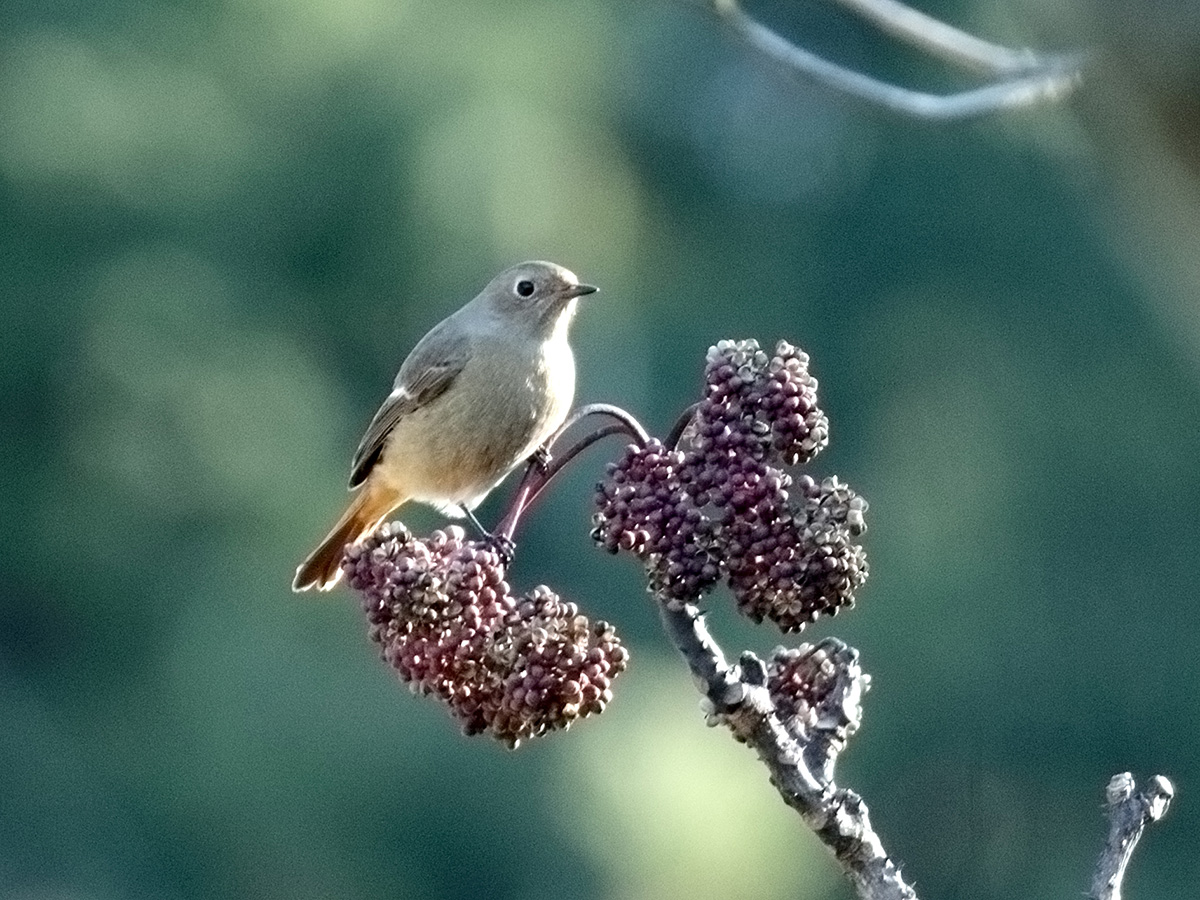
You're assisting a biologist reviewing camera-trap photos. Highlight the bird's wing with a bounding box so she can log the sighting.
[348,323,471,488]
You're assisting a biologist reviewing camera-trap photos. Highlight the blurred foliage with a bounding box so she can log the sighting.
[2,0,1199,898]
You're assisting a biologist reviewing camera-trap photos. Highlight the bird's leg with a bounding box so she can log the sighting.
[464,507,516,565]
[463,506,489,538]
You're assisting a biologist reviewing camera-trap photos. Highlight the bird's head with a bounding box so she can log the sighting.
[482,260,598,337]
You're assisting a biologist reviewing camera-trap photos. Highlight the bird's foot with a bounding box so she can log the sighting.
[531,444,552,473]
[485,533,516,567]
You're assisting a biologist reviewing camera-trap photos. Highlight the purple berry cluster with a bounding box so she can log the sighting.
[593,339,867,632]
[695,338,827,469]
[589,438,721,603]
[344,523,627,747]
[726,473,867,631]
[767,640,867,745]
[768,642,842,729]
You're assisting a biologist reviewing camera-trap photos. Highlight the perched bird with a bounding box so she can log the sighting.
[293,260,596,591]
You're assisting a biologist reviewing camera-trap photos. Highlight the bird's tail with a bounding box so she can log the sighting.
[293,485,405,592]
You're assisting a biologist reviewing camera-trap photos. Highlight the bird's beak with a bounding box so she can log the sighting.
[565,283,599,299]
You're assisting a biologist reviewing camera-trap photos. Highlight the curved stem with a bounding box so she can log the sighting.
[666,402,701,450]
[829,0,1051,76]
[493,476,537,546]
[526,424,630,509]
[494,405,649,543]
[548,403,650,449]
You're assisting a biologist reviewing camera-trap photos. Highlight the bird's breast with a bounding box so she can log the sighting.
[375,333,575,508]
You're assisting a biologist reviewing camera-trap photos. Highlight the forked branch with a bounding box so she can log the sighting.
[660,603,917,900]
[707,0,1084,120]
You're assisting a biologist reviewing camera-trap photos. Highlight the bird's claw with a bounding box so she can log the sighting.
[487,533,516,567]
[531,445,552,473]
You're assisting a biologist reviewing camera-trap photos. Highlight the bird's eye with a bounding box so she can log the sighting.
[515,279,535,298]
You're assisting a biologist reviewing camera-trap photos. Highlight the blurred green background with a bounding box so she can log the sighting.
[3,0,1199,897]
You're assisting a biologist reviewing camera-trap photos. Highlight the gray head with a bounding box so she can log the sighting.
[478,260,597,336]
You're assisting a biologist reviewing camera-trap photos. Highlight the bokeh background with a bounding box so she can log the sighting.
[3,0,1200,897]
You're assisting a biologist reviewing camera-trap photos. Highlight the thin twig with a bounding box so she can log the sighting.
[829,0,1051,76]
[709,0,1084,120]
[524,424,630,510]
[1088,773,1174,900]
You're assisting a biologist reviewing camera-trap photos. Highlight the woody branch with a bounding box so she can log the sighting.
[706,0,1084,120]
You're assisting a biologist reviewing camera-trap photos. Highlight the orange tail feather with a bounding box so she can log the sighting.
[293,485,405,592]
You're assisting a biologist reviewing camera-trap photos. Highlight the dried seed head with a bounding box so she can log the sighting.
[592,439,723,605]
[768,639,869,744]
[696,339,828,469]
[593,339,867,632]
[345,526,626,745]
[726,474,869,633]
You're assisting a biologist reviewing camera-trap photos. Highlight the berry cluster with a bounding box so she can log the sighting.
[344,523,627,747]
[767,640,868,746]
[593,339,867,632]
[726,474,868,631]
[590,438,720,603]
[694,339,827,470]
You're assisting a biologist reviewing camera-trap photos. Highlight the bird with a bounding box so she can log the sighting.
[293,260,597,591]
